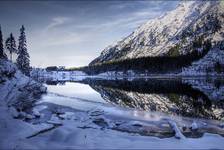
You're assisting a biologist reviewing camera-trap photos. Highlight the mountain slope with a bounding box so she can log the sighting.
[90,0,224,66]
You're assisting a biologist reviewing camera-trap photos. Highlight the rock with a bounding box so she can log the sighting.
[19,111,27,118]
[92,117,108,128]
[40,86,47,93]
[191,121,198,130]
[47,120,62,125]
[26,114,35,119]
[32,109,41,117]
[89,109,104,116]
[9,107,19,118]
[47,115,63,125]
[54,108,64,115]
[219,123,224,128]
[58,112,74,120]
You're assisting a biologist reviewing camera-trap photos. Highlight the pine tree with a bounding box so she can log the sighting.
[0,25,6,59]
[16,25,30,76]
[5,33,17,61]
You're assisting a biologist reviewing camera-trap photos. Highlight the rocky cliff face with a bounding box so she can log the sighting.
[90,1,224,67]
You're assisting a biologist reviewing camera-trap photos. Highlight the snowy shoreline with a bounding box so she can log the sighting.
[1,60,224,149]
[0,60,47,149]
[31,69,224,82]
[3,92,223,149]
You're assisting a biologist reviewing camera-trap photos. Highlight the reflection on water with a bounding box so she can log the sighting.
[36,77,224,121]
[45,82,105,103]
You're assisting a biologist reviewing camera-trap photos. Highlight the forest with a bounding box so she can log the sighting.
[70,39,212,75]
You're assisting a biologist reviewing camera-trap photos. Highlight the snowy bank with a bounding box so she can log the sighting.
[0,59,47,149]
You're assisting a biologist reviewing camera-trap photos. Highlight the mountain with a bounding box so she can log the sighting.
[90,0,224,72]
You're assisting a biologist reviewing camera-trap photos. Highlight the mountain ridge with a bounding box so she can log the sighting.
[90,0,224,67]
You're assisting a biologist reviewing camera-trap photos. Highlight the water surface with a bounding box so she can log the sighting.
[38,77,224,121]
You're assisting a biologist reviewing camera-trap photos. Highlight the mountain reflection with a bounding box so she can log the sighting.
[36,77,224,120]
[83,78,224,120]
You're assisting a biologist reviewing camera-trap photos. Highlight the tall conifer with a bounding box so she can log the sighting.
[16,25,30,76]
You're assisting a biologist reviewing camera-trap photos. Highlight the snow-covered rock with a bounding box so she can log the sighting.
[0,59,46,116]
[32,109,41,117]
[47,114,63,125]
[9,107,19,118]
[25,114,35,119]
[191,121,199,130]
[59,112,75,120]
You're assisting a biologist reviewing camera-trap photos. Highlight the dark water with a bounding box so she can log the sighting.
[37,77,224,121]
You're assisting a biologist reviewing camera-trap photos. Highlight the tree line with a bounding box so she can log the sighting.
[0,25,30,76]
[74,39,212,75]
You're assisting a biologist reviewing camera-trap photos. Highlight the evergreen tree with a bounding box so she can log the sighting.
[5,33,17,61]
[16,25,30,76]
[0,25,6,59]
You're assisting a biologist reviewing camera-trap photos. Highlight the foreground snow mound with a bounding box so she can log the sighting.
[0,59,48,149]
[0,59,47,110]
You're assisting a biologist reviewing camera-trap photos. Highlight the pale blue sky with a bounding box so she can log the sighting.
[0,0,178,67]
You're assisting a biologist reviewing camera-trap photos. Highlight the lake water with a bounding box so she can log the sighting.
[46,82,105,103]
[38,77,224,121]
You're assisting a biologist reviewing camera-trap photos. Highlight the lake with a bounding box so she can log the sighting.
[37,77,224,121]
[19,76,224,148]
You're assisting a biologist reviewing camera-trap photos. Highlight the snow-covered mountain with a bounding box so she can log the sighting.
[90,0,224,66]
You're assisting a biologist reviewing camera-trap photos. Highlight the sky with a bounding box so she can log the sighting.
[0,0,178,68]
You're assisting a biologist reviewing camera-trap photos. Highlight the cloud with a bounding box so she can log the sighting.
[32,2,167,51]
[75,9,162,32]
[13,1,178,67]
[45,33,85,46]
[46,16,71,30]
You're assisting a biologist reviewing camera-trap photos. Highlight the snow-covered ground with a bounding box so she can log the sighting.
[0,59,47,149]
[2,90,223,149]
[1,59,224,149]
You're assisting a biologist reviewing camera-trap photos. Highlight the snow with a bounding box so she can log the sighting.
[9,106,19,118]
[90,0,223,67]
[191,121,199,130]
[2,1,224,145]
[32,109,41,117]
[31,69,87,82]
[2,93,223,149]
[4,89,224,149]
[47,114,63,125]
[167,120,186,139]
[0,59,49,149]
[1,59,224,149]
[181,48,224,76]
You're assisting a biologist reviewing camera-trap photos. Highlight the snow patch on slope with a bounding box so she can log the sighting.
[90,0,223,67]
